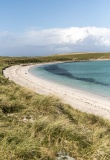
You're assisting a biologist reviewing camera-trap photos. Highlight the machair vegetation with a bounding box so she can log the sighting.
[0,53,110,160]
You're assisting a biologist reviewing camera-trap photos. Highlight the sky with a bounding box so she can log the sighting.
[0,0,110,56]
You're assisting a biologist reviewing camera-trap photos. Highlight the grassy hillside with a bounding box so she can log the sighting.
[0,53,110,160]
[4,52,110,64]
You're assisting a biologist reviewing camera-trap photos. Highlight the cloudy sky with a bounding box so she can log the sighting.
[0,0,110,56]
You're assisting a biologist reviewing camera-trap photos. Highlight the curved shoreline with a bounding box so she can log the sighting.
[4,63,110,120]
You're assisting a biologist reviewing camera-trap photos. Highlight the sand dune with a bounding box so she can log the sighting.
[4,63,110,120]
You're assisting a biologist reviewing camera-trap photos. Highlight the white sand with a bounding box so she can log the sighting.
[3,63,110,120]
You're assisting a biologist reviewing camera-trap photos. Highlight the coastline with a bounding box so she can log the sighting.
[4,62,110,120]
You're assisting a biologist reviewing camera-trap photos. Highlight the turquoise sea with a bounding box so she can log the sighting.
[29,61,110,98]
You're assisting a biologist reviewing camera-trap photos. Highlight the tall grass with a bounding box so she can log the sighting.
[0,54,110,159]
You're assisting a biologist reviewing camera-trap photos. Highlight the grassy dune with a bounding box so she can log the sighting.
[0,53,110,160]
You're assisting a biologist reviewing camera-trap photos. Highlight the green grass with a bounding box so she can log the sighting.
[3,52,110,64]
[0,53,110,159]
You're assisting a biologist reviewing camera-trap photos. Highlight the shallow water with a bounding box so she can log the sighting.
[29,61,110,98]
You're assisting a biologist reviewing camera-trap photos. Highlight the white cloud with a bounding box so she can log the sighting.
[0,27,110,56]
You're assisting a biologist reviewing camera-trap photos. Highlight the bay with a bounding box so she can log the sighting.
[29,60,110,98]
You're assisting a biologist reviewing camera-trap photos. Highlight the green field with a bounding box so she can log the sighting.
[0,53,110,160]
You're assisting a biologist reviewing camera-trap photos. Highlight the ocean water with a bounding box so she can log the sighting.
[29,61,110,98]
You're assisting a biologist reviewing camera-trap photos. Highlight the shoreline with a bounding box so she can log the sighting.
[4,62,110,120]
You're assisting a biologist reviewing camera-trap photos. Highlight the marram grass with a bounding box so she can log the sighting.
[0,54,110,160]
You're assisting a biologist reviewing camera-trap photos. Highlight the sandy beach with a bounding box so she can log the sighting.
[3,63,110,120]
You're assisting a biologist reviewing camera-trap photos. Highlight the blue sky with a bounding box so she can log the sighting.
[0,0,110,56]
